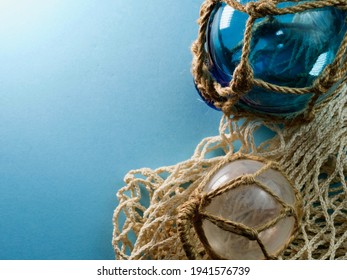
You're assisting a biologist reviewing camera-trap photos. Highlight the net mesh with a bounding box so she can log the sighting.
[112,0,347,260]
[112,85,347,260]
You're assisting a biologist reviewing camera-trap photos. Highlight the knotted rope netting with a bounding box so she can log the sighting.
[112,0,347,260]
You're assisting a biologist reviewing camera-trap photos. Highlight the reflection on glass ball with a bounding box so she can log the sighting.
[202,1,346,114]
[202,159,298,259]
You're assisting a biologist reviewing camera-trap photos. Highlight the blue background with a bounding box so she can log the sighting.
[0,0,223,259]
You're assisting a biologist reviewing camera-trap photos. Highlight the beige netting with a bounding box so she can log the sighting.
[112,84,347,260]
[112,0,347,260]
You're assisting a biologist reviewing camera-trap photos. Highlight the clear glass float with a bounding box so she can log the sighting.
[202,159,299,259]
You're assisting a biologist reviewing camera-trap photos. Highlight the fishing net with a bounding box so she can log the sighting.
[112,0,347,260]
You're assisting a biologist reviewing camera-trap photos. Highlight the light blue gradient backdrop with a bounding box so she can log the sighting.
[0,0,225,259]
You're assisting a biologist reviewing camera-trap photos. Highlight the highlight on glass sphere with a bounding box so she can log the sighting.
[198,0,347,115]
[201,159,300,259]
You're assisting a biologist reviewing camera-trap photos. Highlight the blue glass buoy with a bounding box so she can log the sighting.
[201,1,347,115]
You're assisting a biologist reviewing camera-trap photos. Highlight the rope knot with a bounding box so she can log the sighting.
[221,96,239,116]
[241,174,255,185]
[231,62,254,95]
[313,65,336,94]
[245,1,274,18]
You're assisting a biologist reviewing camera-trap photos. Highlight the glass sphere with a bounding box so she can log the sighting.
[202,159,298,259]
[202,1,347,114]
